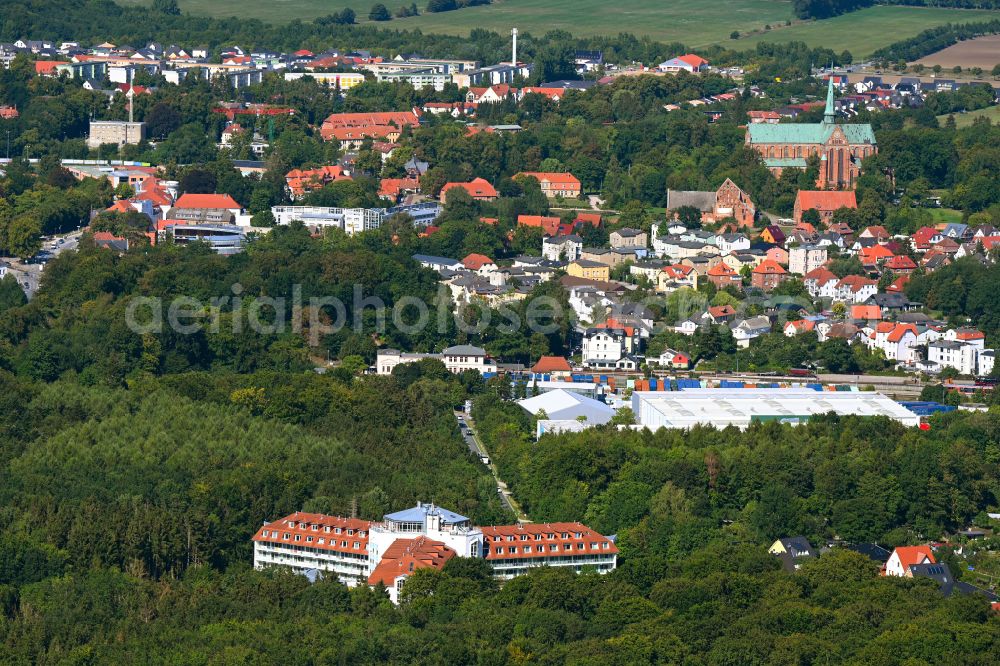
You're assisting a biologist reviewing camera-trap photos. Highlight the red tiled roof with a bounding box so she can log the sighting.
[859,244,894,261]
[884,255,916,270]
[708,305,737,318]
[861,225,890,239]
[252,512,372,556]
[441,177,497,200]
[796,190,857,212]
[887,324,917,343]
[677,53,708,68]
[379,177,420,198]
[708,262,738,276]
[367,536,455,587]
[753,259,787,275]
[955,329,985,341]
[893,545,935,571]
[851,305,881,320]
[662,264,693,279]
[837,275,876,292]
[887,275,910,292]
[481,523,617,561]
[173,193,241,210]
[134,177,172,207]
[785,319,815,332]
[462,253,494,270]
[574,213,602,227]
[286,166,352,196]
[106,200,134,214]
[34,61,68,75]
[804,266,837,283]
[517,215,561,236]
[531,356,572,373]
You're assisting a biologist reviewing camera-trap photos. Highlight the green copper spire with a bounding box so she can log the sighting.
[824,76,836,124]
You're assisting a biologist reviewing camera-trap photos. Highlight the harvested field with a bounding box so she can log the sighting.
[914,34,1000,70]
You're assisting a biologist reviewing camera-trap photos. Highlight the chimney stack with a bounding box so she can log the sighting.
[511,28,518,66]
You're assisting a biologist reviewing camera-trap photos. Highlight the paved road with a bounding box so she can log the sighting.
[455,410,530,523]
[3,230,83,300]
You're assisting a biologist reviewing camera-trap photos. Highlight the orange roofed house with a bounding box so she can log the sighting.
[253,502,617,602]
[167,193,243,225]
[441,177,498,202]
[514,172,582,198]
[285,166,351,198]
[531,355,573,377]
[518,215,562,236]
[319,110,420,149]
[884,545,935,577]
[794,190,858,226]
[752,259,788,291]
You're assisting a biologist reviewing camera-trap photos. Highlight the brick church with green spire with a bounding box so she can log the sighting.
[745,77,876,190]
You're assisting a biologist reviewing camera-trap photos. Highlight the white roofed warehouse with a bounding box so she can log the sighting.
[631,389,920,430]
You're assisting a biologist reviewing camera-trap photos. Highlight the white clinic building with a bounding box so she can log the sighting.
[253,502,617,600]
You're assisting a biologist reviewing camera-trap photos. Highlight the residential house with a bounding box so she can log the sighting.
[911,226,944,252]
[567,260,610,282]
[788,245,828,275]
[441,177,497,201]
[859,243,894,269]
[731,316,772,348]
[706,304,738,325]
[706,262,742,290]
[530,355,573,378]
[582,328,636,370]
[834,275,878,303]
[653,349,691,369]
[760,225,786,245]
[513,172,582,198]
[769,537,818,571]
[784,319,816,336]
[717,233,750,254]
[542,234,583,262]
[747,110,781,124]
[850,304,882,321]
[658,54,709,74]
[462,253,496,275]
[751,260,788,291]
[518,215,562,236]
[285,166,351,199]
[657,264,698,293]
[794,190,858,226]
[803,266,839,299]
[883,254,917,274]
[609,228,647,249]
[884,545,935,577]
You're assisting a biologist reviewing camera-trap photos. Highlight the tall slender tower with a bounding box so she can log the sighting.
[823,75,836,124]
[511,28,518,65]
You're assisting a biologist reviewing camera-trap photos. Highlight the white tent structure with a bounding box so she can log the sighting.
[632,388,920,430]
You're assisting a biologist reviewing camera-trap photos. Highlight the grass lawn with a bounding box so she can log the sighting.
[937,105,1000,128]
[123,1,1000,56]
[925,207,965,224]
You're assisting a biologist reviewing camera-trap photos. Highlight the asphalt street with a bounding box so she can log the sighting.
[455,410,528,522]
[3,230,83,300]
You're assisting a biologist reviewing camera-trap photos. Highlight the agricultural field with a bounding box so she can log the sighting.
[914,34,1000,70]
[123,0,1000,56]
[937,105,1000,128]
[734,6,1000,57]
